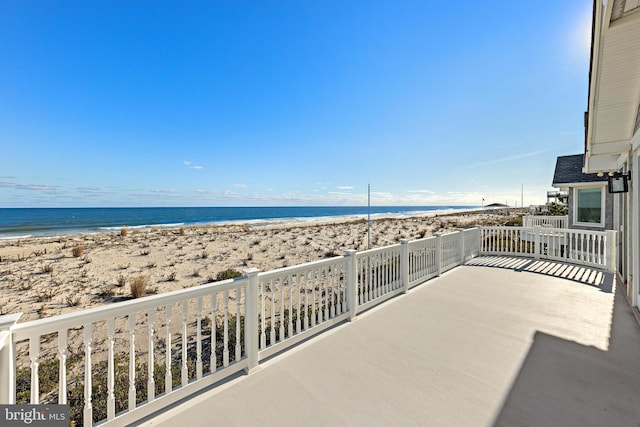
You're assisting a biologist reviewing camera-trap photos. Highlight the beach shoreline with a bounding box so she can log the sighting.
[0,205,481,240]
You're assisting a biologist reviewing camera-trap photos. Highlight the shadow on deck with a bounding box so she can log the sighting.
[492,268,640,426]
[466,255,614,292]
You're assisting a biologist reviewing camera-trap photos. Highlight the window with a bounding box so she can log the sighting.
[575,187,603,225]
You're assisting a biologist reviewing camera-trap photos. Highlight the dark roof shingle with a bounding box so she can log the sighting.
[552,154,608,185]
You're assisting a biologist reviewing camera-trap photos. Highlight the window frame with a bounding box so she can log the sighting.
[572,185,606,228]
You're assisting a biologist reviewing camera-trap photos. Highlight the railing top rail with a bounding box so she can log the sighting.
[439,230,462,239]
[406,235,436,245]
[355,243,401,257]
[12,277,242,340]
[524,215,568,219]
[258,255,346,280]
[480,225,608,236]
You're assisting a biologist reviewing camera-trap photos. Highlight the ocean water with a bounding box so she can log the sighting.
[0,206,478,240]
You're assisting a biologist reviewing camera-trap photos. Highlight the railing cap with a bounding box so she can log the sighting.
[0,313,22,331]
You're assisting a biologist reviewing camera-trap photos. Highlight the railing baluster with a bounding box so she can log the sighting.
[223,290,229,367]
[578,232,583,261]
[83,324,93,426]
[260,281,266,349]
[323,266,329,321]
[28,337,39,404]
[365,257,370,303]
[288,273,294,337]
[365,257,370,302]
[107,318,115,420]
[336,266,342,314]
[128,315,136,411]
[269,280,276,345]
[210,295,216,373]
[509,229,514,254]
[181,302,188,386]
[356,259,362,305]
[311,270,317,327]
[57,329,67,405]
[295,273,302,333]
[585,233,590,263]
[304,272,309,330]
[196,297,203,380]
[597,234,603,265]
[378,252,388,297]
[235,285,241,361]
[166,304,173,393]
[371,255,376,300]
[383,252,388,294]
[381,253,385,293]
[279,278,285,341]
[148,309,155,402]
[330,266,336,317]
[376,254,381,298]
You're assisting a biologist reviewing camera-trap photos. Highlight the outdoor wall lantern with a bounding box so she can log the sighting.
[607,171,631,193]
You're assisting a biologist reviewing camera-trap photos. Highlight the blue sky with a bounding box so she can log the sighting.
[0,1,593,207]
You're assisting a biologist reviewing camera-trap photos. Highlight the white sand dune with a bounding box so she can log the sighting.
[0,211,518,322]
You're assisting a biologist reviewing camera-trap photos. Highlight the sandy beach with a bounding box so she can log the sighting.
[0,210,519,323]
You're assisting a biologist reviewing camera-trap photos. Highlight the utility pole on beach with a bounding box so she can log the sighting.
[367,184,371,250]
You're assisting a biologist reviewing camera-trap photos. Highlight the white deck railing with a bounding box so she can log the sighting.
[523,215,568,228]
[0,225,614,426]
[481,226,616,271]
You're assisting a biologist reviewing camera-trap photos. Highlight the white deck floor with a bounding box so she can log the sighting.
[137,257,640,426]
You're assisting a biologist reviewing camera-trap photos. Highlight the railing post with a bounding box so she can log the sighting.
[459,230,466,264]
[606,230,617,273]
[534,226,541,259]
[474,227,482,258]
[243,268,260,374]
[475,225,484,255]
[400,240,410,294]
[345,250,358,321]
[434,233,442,277]
[0,313,22,404]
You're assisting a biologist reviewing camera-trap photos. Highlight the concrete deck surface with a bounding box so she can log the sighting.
[138,257,640,427]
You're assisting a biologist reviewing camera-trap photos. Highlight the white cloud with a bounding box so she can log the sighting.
[336,186,354,190]
[183,160,204,170]
[194,189,219,194]
[148,189,178,194]
[0,182,58,191]
[471,150,547,167]
[233,183,248,188]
